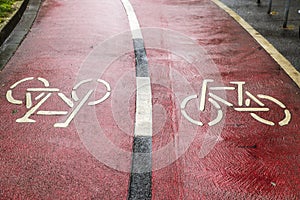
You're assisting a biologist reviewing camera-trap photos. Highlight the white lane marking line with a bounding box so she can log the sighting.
[16,93,52,123]
[35,92,45,100]
[211,0,300,88]
[6,90,22,105]
[245,91,265,106]
[27,88,59,92]
[208,98,223,126]
[54,90,94,128]
[257,94,286,108]
[121,0,153,136]
[235,107,269,112]
[209,93,233,107]
[37,111,68,115]
[37,77,50,87]
[250,113,275,126]
[26,92,32,109]
[58,93,74,108]
[121,0,143,39]
[279,109,291,126]
[230,81,245,106]
[199,79,214,111]
[135,77,152,137]
[10,77,34,89]
[210,87,235,90]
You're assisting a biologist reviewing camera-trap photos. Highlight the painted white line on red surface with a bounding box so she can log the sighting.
[135,77,152,137]
[6,90,22,104]
[16,93,52,123]
[120,0,153,198]
[234,107,270,112]
[26,92,32,109]
[208,98,223,126]
[208,93,233,107]
[250,113,275,126]
[257,94,286,108]
[120,0,152,137]
[35,92,45,101]
[279,110,291,126]
[230,81,245,107]
[210,87,235,90]
[10,77,34,89]
[121,0,143,39]
[27,88,59,92]
[54,89,94,128]
[37,111,68,115]
[245,91,265,107]
[37,77,50,87]
[58,93,74,108]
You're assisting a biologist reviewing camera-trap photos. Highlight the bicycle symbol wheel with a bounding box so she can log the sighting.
[181,93,291,126]
[6,77,51,105]
[248,94,291,126]
[54,78,111,128]
[71,79,111,106]
[181,95,223,126]
[6,77,112,127]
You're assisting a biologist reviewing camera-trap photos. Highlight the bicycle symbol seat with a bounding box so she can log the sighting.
[6,77,111,128]
[181,79,291,126]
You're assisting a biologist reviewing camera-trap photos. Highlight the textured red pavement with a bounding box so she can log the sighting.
[0,0,300,199]
[130,0,300,199]
[0,0,134,199]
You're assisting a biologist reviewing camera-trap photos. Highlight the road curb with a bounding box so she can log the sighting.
[0,0,29,46]
[211,0,300,88]
[0,0,42,70]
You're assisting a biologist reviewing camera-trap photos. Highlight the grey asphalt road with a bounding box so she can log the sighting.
[220,0,300,72]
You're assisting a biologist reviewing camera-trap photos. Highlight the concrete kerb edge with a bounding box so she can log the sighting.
[211,0,300,88]
[0,0,29,46]
[0,0,42,70]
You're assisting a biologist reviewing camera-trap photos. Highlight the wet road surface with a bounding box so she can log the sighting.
[0,0,299,199]
[220,0,300,72]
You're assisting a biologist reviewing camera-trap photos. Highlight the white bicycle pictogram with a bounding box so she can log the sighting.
[181,79,291,126]
[6,77,111,128]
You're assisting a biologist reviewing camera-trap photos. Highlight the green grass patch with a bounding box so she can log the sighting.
[0,0,22,23]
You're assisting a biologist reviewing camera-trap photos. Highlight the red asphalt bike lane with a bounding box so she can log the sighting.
[130,0,300,199]
[0,0,299,199]
[0,0,136,199]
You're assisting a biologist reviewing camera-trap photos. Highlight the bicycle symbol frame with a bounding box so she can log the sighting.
[6,77,111,128]
[181,79,291,126]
